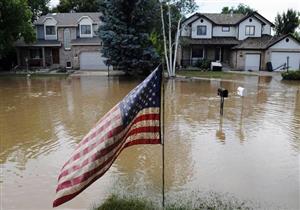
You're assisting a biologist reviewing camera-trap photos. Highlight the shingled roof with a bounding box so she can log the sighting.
[180,37,241,45]
[232,34,292,50]
[35,13,102,26]
[201,13,246,25]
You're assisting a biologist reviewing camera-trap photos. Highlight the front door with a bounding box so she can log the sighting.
[215,47,222,62]
[52,48,59,64]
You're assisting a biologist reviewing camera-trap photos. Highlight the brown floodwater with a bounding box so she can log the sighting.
[0,74,299,210]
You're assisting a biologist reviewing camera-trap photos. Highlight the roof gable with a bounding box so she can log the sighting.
[182,12,273,26]
[35,12,102,26]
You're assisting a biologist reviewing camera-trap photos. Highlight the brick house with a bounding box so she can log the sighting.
[15,12,108,70]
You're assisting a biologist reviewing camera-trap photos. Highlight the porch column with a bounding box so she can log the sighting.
[219,47,222,62]
[16,48,21,66]
[42,47,46,67]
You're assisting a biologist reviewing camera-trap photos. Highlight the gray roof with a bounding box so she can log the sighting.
[180,37,240,45]
[232,34,290,49]
[201,13,246,25]
[15,39,61,47]
[71,37,101,45]
[35,12,102,26]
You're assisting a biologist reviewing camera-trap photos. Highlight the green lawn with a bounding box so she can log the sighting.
[176,70,256,79]
[92,194,252,210]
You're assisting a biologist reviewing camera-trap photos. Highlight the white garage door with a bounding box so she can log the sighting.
[80,52,107,70]
[245,54,260,71]
[271,52,300,70]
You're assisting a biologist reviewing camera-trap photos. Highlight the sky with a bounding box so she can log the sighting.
[49,0,300,23]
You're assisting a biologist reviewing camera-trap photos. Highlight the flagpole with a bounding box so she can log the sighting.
[161,66,165,209]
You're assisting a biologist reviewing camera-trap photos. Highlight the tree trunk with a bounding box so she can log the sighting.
[168,3,174,77]
[160,2,170,77]
[172,16,183,77]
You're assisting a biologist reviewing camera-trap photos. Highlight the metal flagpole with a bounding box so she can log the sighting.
[161,66,165,209]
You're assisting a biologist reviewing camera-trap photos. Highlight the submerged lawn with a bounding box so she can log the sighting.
[93,194,253,210]
[177,70,256,79]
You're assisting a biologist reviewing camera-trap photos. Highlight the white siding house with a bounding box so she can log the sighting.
[178,12,300,71]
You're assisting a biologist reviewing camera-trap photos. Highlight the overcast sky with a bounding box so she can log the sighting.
[50,0,300,23]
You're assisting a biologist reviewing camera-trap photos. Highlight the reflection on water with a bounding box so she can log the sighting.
[0,75,299,210]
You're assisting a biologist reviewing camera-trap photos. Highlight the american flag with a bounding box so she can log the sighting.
[53,67,162,207]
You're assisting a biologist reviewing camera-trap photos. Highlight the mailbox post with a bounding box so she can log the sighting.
[218,88,228,116]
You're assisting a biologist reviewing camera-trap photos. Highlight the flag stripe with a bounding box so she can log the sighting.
[56,125,160,192]
[60,111,159,177]
[58,119,160,182]
[62,108,121,170]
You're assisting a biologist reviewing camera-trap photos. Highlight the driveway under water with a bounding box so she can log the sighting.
[0,74,299,209]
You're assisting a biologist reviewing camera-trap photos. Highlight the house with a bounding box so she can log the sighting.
[178,12,300,71]
[15,12,108,70]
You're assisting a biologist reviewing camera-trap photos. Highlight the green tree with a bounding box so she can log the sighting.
[0,0,35,57]
[52,0,102,13]
[221,3,255,15]
[28,0,50,21]
[99,0,160,74]
[275,9,299,35]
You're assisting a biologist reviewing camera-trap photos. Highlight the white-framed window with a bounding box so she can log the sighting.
[245,26,255,36]
[197,26,207,36]
[45,26,56,35]
[64,28,71,50]
[80,25,92,37]
[192,46,204,58]
[222,26,230,32]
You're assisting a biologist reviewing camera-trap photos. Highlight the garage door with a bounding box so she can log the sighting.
[80,52,107,70]
[271,52,300,70]
[245,54,260,71]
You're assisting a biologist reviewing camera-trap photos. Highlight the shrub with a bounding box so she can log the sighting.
[281,70,300,80]
[194,59,211,70]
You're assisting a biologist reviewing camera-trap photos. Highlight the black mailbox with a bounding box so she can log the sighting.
[218,88,228,98]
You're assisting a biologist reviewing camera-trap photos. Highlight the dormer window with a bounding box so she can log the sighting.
[43,17,57,40]
[46,26,56,35]
[81,25,91,35]
[245,26,255,36]
[197,26,207,35]
[222,26,230,32]
[78,16,93,38]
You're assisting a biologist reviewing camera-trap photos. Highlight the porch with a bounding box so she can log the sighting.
[15,40,61,68]
[179,37,240,68]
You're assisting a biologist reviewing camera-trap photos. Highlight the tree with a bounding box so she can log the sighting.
[275,9,299,35]
[221,4,255,15]
[160,0,198,77]
[99,0,160,74]
[0,0,35,57]
[28,0,50,21]
[52,0,103,13]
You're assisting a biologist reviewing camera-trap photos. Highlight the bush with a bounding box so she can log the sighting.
[281,70,300,80]
[194,59,211,70]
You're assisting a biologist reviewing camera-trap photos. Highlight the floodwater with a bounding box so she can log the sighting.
[0,74,299,210]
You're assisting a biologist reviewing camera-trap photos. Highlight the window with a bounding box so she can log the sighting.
[245,26,255,36]
[45,26,56,35]
[64,29,71,50]
[30,49,42,59]
[222,26,230,32]
[81,25,91,35]
[197,26,207,36]
[192,46,204,58]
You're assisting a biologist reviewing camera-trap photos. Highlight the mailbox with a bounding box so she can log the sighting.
[218,88,228,98]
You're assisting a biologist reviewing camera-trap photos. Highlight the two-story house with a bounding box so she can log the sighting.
[15,12,108,70]
[179,12,300,71]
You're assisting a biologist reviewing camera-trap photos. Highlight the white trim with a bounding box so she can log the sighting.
[79,24,93,38]
[44,17,57,40]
